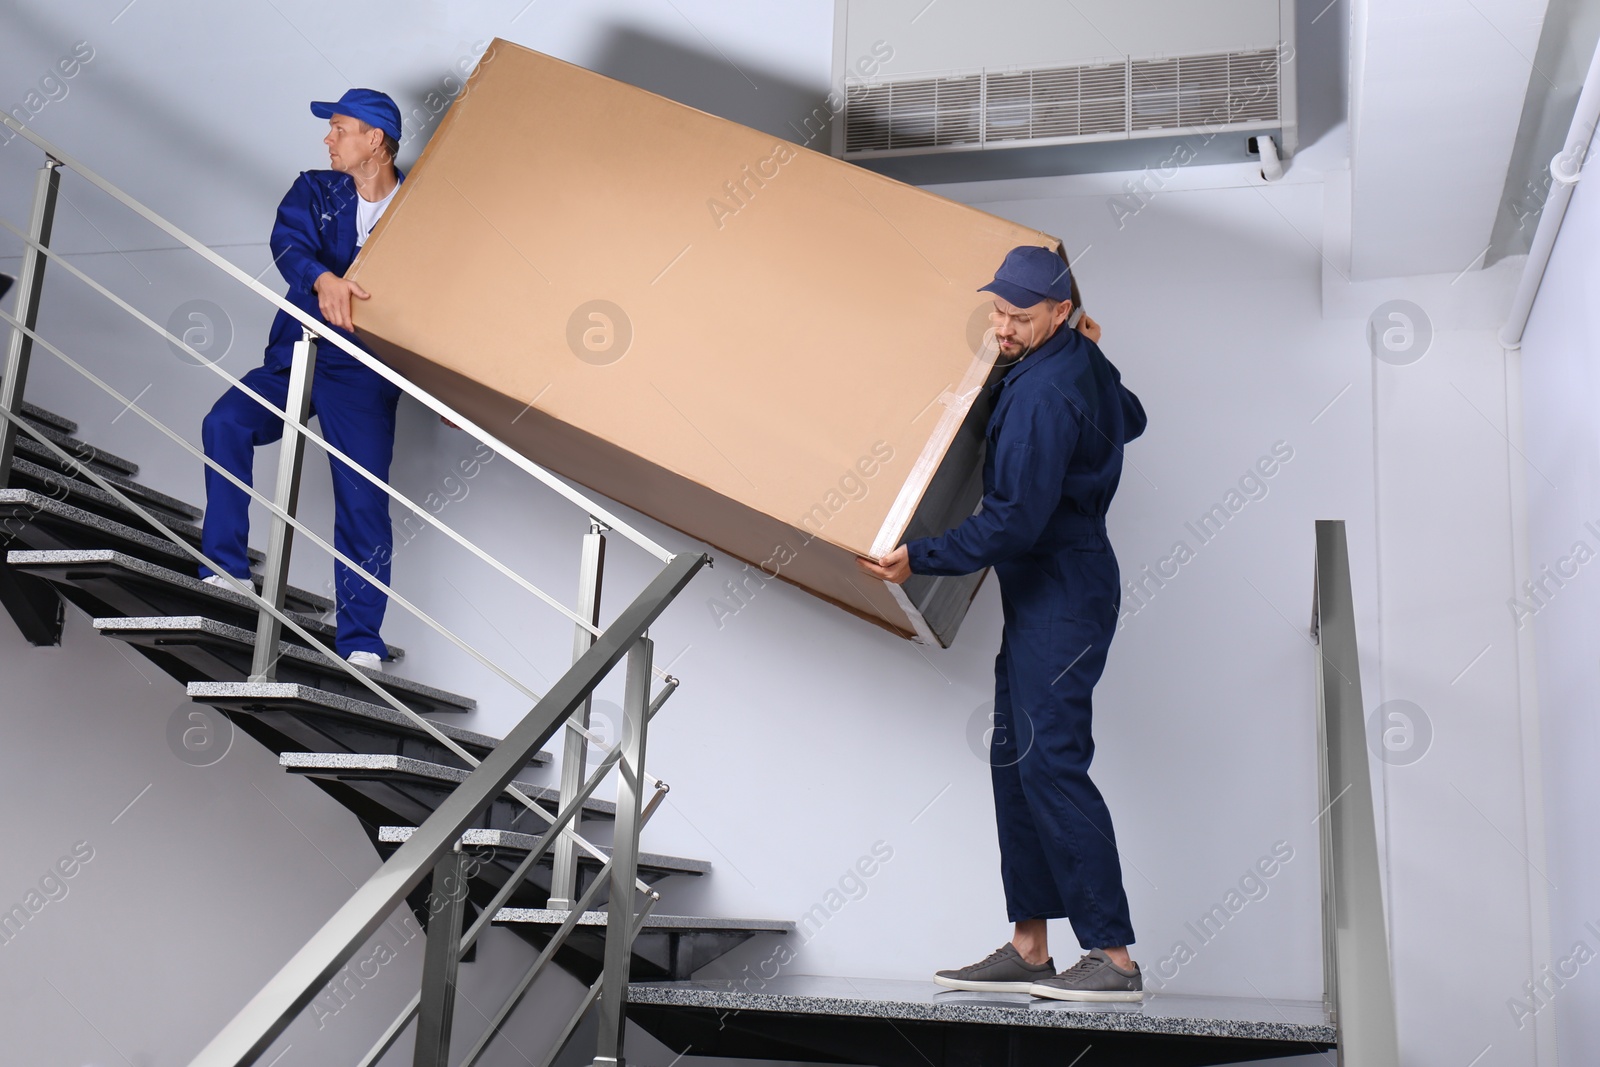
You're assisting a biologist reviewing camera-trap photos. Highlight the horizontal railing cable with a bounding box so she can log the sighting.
[0,375,646,882]
[0,213,677,693]
[0,113,673,563]
[356,781,668,1067]
[0,214,607,645]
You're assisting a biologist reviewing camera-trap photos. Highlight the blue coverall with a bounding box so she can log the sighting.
[199,169,404,658]
[906,320,1147,950]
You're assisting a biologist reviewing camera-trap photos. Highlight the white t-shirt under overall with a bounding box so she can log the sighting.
[355,182,399,247]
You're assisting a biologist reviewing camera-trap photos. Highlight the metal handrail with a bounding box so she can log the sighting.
[1311,520,1400,1065]
[0,390,650,880]
[185,552,706,1067]
[0,112,672,562]
[0,309,667,869]
[1,115,706,1066]
[0,211,642,650]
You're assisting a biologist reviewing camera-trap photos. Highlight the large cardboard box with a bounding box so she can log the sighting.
[351,39,1073,646]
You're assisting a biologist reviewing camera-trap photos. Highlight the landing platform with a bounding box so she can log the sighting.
[627,974,1333,1066]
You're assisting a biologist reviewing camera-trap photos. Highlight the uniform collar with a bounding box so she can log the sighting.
[989,320,1080,396]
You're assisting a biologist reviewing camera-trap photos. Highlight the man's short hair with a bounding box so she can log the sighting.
[356,119,400,165]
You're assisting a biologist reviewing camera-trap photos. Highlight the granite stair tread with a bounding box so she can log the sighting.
[188,681,538,761]
[19,400,78,435]
[0,490,265,569]
[279,751,609,815]
[376,825,708,877]
[495,908,792,981]
[11,549,341,637]
[10,454,202,523]
[94,615,471,714]
[625,976,1335,1065]
[24,422,140,476]
[495,909,789,932]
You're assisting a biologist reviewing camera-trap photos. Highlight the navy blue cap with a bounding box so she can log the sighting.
[310,89,402,142]
[978,245,1072,308]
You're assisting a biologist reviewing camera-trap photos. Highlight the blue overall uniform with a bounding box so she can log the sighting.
[199,169,404,658]
[906,322,1146,949]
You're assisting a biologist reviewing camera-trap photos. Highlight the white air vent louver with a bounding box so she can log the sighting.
[843,48,1282,158]
[844,74,982,152]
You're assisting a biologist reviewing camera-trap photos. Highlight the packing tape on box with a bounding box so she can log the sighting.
[869,345,998,561]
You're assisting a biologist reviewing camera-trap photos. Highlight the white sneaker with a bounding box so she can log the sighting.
[201,574,232,589]
[346,650,383,671]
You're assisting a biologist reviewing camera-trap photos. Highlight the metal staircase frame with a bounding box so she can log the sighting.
[0,111,708,1067]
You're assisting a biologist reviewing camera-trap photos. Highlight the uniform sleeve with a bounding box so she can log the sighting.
[269,173,333,296]
[1120,379,1147,442]
[903,389,1078,577]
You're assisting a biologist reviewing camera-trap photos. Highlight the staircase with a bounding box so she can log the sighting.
[3,114,1394,1066]
[1,398,796,1062]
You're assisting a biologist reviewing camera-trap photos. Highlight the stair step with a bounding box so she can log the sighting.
[280,751,597,832]
[495,909,792,981]
[189,681,536,764]
[1,490,266,571]
[94,615,471,714]
[625,977,1336,1064]
[19,401,79,436]
[12,451,202,523]
[10,549,337,631]
[376,825,709,880]
[24,422,139,477]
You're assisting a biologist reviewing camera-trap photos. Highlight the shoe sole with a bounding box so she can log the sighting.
[1027,983,1144,1003]
[933,975,1041,994]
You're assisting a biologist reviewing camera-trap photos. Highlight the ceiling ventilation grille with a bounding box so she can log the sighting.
[843,48,1280,157]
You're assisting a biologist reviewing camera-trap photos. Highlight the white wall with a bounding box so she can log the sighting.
[0,2,1566,1066]
[1519,166,1600,1065]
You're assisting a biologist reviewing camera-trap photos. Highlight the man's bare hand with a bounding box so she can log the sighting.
[1077,312,1102,344]
[313,271,371,331]
[857,545,912,585]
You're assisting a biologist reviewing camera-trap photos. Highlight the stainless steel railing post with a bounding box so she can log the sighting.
[592,635,653,1067]
[0,155,62,487]
[249,327,316,680]
[549,518,608,909]
[1312,520,1400,1065]
[413,848,471,1067]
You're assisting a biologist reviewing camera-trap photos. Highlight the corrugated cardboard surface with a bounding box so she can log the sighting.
[351,39,1060,641]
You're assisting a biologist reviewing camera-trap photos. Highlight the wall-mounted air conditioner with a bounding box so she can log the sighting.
[830,0,1297,177]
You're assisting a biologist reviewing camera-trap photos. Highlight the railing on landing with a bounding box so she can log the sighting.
[1311,519,1401,1066]
[0,112,709,1067]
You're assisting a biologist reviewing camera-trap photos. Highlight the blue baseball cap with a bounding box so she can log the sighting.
[310,88,402,142]
[979,245,1072,308]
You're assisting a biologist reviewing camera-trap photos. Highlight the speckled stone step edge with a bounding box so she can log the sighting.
[19,401,78,435]
[188,681,541,760]
[93,615,473,710]
[623,980,1335,1043]
[10,549,345,638]
[7,464,207,541]
[277,752,609,814]
[12,451,201,520]
[28,422,139,476]
[0,490,265,566]
[377,826,709,875]
[495,909,791,932]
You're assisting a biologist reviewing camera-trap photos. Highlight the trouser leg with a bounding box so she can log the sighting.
[314,364,398,658]
[990,632,1069,922]
[1006,617,1136,950]
[199,365,291,580]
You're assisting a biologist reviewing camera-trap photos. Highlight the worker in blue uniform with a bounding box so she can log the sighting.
[858,245,1148,1002]
[198,89,405,671]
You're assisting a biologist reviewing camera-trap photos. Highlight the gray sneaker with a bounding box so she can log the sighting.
[1029,949,1144,1002]
[934,943,1054,993]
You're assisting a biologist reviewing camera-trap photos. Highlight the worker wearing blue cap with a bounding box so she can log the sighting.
[859,245,1148,1002]
[198,89,406,671]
